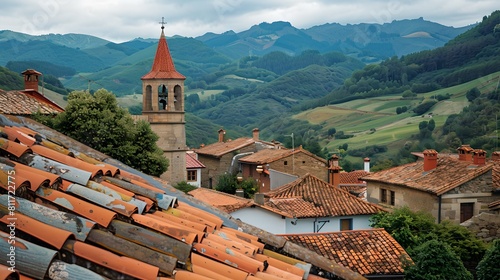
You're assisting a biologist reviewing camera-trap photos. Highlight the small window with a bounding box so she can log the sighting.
[187,170,197,182]
[390,191,395,206]
[380,189,387,203]
[284,161,288,166]
[340,218,353,231]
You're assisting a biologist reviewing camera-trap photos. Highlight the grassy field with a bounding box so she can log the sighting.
[293,71,500,166]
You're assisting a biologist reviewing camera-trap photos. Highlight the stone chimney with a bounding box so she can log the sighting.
[457,144,474,161]
[252,128,259,141]
[22,69,42,91]
[254,193,265,205]
[473,149,486,165]
[328,155,342,187]
[364,157,370,172]
[218,128,225,143]
[423,149,438,171]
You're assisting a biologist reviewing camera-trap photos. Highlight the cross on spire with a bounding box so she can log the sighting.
[159,17,166,30]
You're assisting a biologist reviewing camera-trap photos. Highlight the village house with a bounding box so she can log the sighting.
[238,146,328,193]
[185,151,205,187]
[189,173,384,235]
[362,145,500,224]
[194,128,278,188]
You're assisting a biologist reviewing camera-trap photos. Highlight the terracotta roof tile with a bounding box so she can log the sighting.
[186,152,206,169]
[362,154,493,195]
[266,173,384,218]
[340,170,370,184]
[239,146,327,165]
[195,137,255,157]
[281,228,409,276]
[0,89,63,115]
[189,187,253,213]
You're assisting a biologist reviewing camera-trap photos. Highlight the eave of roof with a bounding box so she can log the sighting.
[195,137,255,157]
[362,155,493,195]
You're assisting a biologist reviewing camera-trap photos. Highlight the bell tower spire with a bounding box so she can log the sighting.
[140,19,187,183]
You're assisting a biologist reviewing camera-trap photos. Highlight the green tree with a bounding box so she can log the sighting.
[476,239,500,280]
[405,239,473,280]
[44,89,168,176]
[466,87,481,102]
[370,206,435,250]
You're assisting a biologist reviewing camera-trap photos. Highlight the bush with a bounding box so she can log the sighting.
[476,239,500,280]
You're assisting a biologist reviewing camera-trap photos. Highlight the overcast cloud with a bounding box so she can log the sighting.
[0,0,497,42]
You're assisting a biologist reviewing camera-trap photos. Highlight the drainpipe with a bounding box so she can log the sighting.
[438,195,442,223]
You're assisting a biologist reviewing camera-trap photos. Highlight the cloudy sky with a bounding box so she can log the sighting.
[1,0,497,42]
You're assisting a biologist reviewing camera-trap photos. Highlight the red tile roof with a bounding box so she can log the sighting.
[340,170,370,185]
[362,154,493,195]
[239,146,327,165]
[0,89,64,115]
[266,173,384,218]
[186,152,206,169]
[141,30,185,80]
[189,187,253,213]
[281,228,410,276]
[195,137,255,157]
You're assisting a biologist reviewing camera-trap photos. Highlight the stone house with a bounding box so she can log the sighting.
[194,128,277,188]
[185,151,205,188]
[362,146,500,223]
[238,146,328,193]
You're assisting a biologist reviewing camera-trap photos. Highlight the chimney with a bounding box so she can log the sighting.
[328,155,342,187]
[254,193,265,205]
[236,189,245,198]
[423,149,438,171]
[218,128,225,143]
[492,151,500,161]
[22,69,42,91]
[457,144,473,161]
[473,149,486,165]
[252,128,259,141]
[364,157,370,172]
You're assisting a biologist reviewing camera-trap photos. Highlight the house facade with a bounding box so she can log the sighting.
[238,146,328,193]
[363,146,499,223]
[185,151,205,187]
[194,128,276,188]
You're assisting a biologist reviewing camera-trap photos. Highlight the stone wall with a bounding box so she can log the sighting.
[461,212,500,242]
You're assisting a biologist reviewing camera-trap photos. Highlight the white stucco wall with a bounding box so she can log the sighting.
[187,168,202,188]
[231,207,373,234]
[285,215,373,234]
[231,207,286,234]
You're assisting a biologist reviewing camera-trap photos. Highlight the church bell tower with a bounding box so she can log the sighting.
[141,18,187,183]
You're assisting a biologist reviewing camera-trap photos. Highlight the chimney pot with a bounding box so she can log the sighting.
[252,128,259,141]
[423,149,438,171]
[218,128,225,143]
[473,149,486,165]
[457,144,474,161]
[364,157,370,172]
[22,69,42,91]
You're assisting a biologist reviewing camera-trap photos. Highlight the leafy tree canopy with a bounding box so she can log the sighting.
[404,239,473,280]
[36,89,168,176]
[476,239,500,280]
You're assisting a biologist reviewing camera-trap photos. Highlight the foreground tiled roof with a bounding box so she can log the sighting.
[186,152,205,169]
[281,228,410,276]
[266,173,384,218]
[0,89,64,115]
[239,146,327,165]
[0,114,365,279]
[195,137,255,157]
[362,155,493,195]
